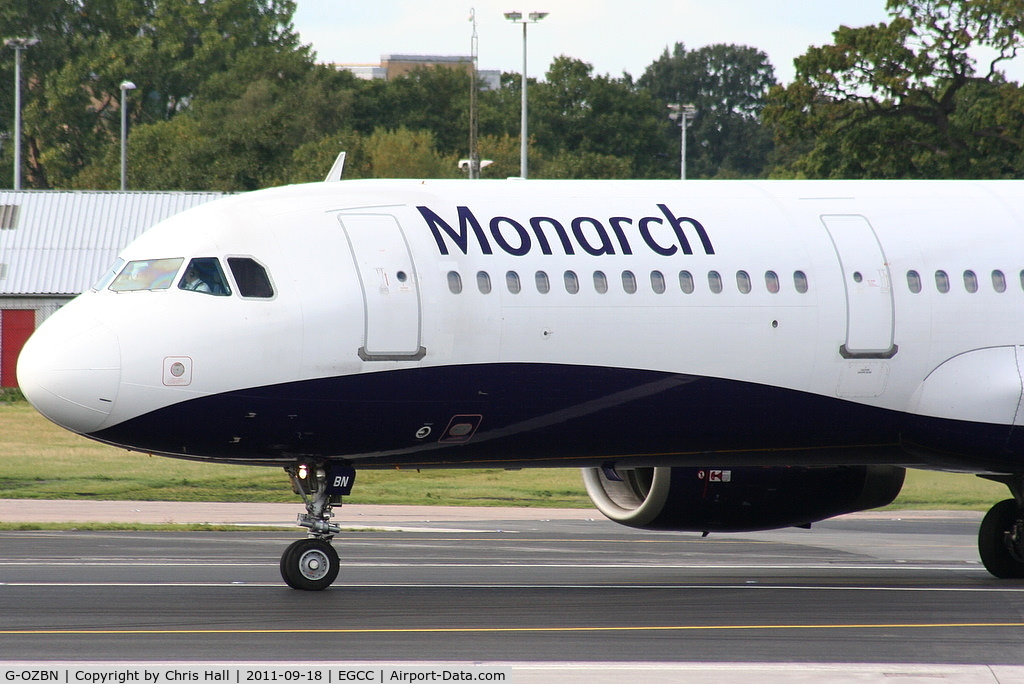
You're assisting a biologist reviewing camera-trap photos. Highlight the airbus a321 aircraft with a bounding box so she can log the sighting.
[16,178,1024,590]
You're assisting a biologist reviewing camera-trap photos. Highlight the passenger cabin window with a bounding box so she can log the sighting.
[593,271,608,294]
[679,270,694,294]
[535,271,550,294]
[708,271,723,294]
[907,270,922,293]
[564,270,579,294]
[963,270,978,293]
[622,270,637,294]
[506,271,521,294]
[179,257,231,296]
[765,271,780,293]
[109,258,184,292]
[651,270,666,294]
[993,270,1007,293]
[736,270,751,294]
[794,271,809,294]
[935,270,950,293]
[476,271,492,294]
[446,271,463,294]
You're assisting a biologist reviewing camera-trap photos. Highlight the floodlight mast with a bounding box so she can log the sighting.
[469,8,480,179]
[504,11,547,179]
[4,37,40,190]
[668,103,697,180]
[120,80,137,191]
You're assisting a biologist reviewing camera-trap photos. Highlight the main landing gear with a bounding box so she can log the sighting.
[279,462,354,590]
[978,474,1024,579]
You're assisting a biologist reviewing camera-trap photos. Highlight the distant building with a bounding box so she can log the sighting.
[333,54,502,90]
[0,190,225,387]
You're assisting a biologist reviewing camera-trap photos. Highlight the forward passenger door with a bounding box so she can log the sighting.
[338,213,425,360]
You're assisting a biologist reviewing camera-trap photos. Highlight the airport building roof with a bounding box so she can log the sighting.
[0,190,225,296]
[332,54,502,90]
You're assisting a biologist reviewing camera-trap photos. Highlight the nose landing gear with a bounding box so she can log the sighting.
[280,463,354,590]
[978,474,1024,579]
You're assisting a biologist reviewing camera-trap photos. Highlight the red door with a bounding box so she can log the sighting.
[1,310,35,387]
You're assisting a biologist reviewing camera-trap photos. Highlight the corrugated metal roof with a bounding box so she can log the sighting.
[0,190,225,296]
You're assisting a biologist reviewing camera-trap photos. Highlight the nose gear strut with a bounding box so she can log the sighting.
[279,462,355,590]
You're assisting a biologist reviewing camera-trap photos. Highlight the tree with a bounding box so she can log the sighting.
[88,48,356,191]
[362,128,460,179]
[0,0,306,188]
[764,0,1024,178]
[476,133,530,179]
[638,43,778,178]
[282,129,368,184]
[529,56,667,178]
[539,150,633,179]
[372,65,473,156]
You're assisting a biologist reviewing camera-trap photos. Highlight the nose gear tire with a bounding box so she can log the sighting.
[280,538,340,590]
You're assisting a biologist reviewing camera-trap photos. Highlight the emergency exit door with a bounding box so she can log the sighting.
[822,215,897,358]
[338,214,425,360]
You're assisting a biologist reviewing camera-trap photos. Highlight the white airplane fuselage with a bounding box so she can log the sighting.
[15,178,1024,586]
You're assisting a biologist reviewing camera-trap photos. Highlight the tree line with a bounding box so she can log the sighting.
[1,0,1021,192]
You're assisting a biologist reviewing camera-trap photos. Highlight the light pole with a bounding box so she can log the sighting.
[120,80,136,191]
[668,103,697,179]
[504,11,547,179]
[4,37,40,190]
[469,8,479,179]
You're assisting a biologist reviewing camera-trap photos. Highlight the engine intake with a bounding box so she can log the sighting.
[582,465,905,532]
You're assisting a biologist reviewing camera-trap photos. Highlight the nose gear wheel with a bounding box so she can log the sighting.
[280,538,340,591]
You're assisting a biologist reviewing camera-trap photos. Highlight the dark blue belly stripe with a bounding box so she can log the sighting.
[90,363,1022,472]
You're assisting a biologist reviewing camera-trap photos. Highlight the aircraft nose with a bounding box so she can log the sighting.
[17,319,121,434]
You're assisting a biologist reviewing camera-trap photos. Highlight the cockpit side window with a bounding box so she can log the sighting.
[178,257,231,296]
[227,257,274,298]
[109,258,184,292]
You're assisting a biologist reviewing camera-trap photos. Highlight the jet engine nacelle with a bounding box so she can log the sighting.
[582,465,905,532]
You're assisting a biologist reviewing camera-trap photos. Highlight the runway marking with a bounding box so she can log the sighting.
[0,561,987,570]
[1,622,1024,636]
[3,582,1024,592]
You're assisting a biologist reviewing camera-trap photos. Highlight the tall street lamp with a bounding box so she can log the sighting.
[4,37,40,190]
[504,10,547,179]
[120,80,136,191]
[668,103,697,180]
[468,8,480,179]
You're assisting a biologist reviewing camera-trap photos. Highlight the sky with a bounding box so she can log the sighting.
[290,0,1024,86]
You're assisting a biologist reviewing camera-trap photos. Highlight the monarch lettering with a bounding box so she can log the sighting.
[417,204,713,258]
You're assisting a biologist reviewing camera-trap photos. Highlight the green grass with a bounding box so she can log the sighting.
[0,401,1011,510]
[888,469,1007,509]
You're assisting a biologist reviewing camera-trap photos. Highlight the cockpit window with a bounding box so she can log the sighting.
[227,257,274,298]
[178,257,231,296]
[109,258,184,292]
